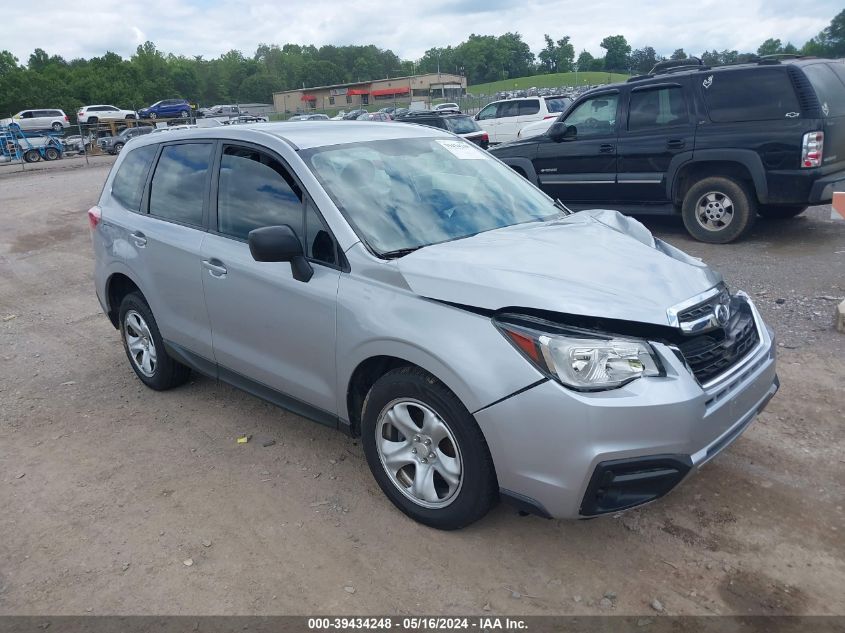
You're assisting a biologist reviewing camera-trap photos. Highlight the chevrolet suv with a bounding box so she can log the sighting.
[490,57,845,243]
[90,122,778,529]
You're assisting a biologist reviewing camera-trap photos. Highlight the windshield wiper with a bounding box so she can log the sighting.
[380,246,425,259]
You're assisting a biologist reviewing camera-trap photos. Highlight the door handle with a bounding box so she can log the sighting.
[599,143,616,153]
[202,259,227,277]
[667,139,686,150]
[129,231,147,247]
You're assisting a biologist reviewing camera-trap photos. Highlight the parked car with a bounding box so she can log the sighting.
[222,115,270,125]
[0,109,69,132]
[138,99,192,120]
[90,121,778,529]
[395,110,488,149]
[517,98,574,139]
[288,114,330,121]
[330,110,348,120]
[357,112,391,121]
[475,96,572,143]
[98,126,153,154]
[77,105,138,124]
[433,102,460,113]
[378,107,398,116]
[391,108,410,119]
[342,109,367,120]
[491,57,845,243]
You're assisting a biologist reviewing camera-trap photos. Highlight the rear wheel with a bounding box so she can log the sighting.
[681,176,756,243]
[118,292,191,390]
[44,147,60,161]
[361,367,497,529]
[112,142,125,154]
[758,205,807,220]
[23,149,40,163]
[51,122,63,132]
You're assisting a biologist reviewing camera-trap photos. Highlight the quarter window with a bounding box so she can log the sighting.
[703,68,800,122]
[149,143,212,226]
[217,145,303,240]
[803,63,845,117]
[111,144,157,211]
[563,94,619,137]
[305,200,338,266]
[628,86,688,131]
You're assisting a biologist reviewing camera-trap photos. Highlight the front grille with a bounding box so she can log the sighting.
[677,298,759,385]
[677,302,712,322]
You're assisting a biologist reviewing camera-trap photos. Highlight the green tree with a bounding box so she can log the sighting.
[757,38,783,56]
[630,47,659,73]
[670,48,688,60]
[600,35,631,72]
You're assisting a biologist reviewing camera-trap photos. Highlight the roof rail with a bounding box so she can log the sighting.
[649,57,704,75]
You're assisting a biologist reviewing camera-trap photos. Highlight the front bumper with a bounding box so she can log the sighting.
[475,298,777,519]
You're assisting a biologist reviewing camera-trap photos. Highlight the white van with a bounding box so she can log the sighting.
[1,109,69,132]
[474,96,571,144]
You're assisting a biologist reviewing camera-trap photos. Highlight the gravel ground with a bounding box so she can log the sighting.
[0,159,843,616]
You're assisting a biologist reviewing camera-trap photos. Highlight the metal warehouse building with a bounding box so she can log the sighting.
[273,73,466,113]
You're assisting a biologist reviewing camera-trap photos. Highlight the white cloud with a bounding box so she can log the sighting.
[3,0,839,65]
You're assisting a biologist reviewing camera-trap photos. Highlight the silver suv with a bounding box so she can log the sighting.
[90,122,778,529]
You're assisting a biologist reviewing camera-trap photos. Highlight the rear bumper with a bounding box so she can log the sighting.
[476,297,777,519]
[765,167,845,205]
[808,169,845,204]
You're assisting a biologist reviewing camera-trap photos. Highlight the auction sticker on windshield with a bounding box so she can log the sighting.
[436,139,486,159]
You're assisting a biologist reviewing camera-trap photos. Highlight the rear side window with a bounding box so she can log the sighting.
[803,63,845,117]
[628,85,689,131]
[545,97,571,113]
[444,116,480,134]
[703,68,800,122]
[111,144,157,211]
[149,143,212,226]
[518,100,540,116]
[217,145,303,240]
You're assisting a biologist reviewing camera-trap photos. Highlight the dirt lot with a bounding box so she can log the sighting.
[1,159,843,616]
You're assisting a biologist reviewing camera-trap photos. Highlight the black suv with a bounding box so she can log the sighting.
[490,57,845,243]
[394,110,489,149]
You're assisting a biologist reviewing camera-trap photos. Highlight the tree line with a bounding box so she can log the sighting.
[0,9,842,119]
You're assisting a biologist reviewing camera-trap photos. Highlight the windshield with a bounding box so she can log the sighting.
[444,116,479,134]
[303,137,558,255]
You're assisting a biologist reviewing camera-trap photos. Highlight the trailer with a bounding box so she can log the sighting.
[0,125,64,163]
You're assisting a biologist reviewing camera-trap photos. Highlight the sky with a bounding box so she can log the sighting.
[4,0,840,65]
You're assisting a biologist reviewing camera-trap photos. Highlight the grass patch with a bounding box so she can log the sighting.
[469,71,630,95]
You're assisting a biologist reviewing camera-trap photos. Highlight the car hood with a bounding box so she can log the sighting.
[396,210,721,327]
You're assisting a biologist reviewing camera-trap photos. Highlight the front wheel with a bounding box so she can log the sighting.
[180,110,189,119]
[758,205,807,220]
[361,367,497,529]
[44,147,60,161]
[112,142,125,154]
[23,149,40,163]
[118,292,191,390]
[149,112,157,120]
[681,176,756,243]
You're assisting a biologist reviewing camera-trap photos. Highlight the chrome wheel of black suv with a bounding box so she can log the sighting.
[682,177,756,244]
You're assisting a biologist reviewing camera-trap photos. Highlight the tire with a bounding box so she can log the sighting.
[149,112,157,120]
[681,176,756,244]
[87,117,98,125]
[180,110,189,119]
[361,366,497,529]
[23,149,40,163]
[118,292,191,391]
[112,142,125,154]
[125,114,136,120]
[758,205,807,220]
[44,147,60,161]
[51,122,63,132]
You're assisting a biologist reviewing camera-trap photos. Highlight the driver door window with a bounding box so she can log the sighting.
[563,94,619,138]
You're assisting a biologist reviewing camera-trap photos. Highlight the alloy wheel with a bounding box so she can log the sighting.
[375,398,463,508]
[124,310,157,377]
[695,191,735,232]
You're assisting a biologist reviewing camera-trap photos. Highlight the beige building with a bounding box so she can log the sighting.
[273,73,466,113]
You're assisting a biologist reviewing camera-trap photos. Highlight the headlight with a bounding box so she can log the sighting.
[495,316,664,390]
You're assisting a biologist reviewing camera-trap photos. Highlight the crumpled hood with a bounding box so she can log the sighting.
[396,209,722,327]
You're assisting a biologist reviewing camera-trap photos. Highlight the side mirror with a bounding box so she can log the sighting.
[549,122,576,142]
[248,225,313,283]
